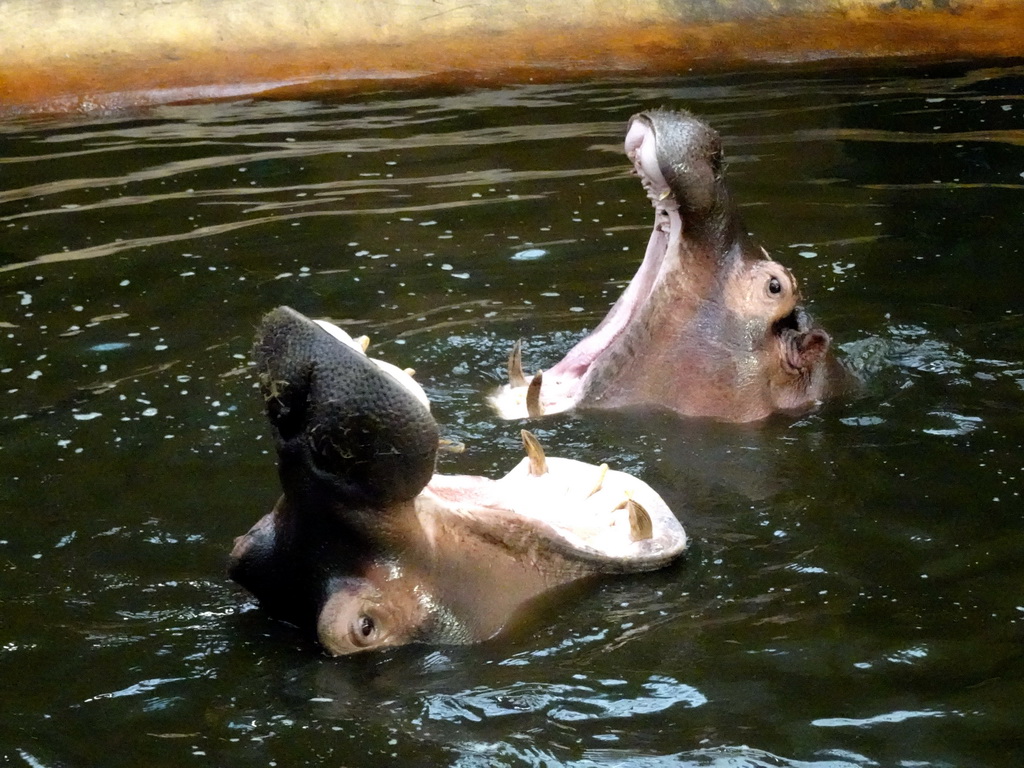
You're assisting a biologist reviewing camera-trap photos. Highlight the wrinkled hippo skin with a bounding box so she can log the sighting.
[491,108,851,423]
[230,307,687,655]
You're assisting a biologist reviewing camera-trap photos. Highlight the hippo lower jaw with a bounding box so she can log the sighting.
[489,116,683,419]
[231,307,687,656]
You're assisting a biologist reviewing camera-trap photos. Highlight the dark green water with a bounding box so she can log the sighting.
[2,61,1024,767]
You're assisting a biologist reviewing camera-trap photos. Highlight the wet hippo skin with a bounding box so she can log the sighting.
[491,108,850,423]
[230,307,687,655]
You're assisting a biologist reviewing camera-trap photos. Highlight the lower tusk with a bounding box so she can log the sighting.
[404,367,416,376]
[438,438,466,454]
[526,371,544,418]
[587,463,609,497]
[521,429,548,476]
[627,499,653,541]
[356,335,371,353]
[508,339,527,388]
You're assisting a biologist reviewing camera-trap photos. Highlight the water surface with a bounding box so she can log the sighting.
[2,62,1024,767]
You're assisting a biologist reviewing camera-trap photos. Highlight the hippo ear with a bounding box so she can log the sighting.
[254,306,439,510]
[785,328,830,373]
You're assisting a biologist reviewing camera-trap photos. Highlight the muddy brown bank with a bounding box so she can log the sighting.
[2,0,1022,113]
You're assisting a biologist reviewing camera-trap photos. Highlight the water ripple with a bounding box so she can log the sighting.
[425,674,705,725]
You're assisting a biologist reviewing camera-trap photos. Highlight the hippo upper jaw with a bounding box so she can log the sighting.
[233,437,687,657]
[307,452,687,656]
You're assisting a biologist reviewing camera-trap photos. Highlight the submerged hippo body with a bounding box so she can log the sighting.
[491,108,848,423]
[231,307,686,655]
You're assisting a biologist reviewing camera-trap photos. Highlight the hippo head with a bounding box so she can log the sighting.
[491,108,845,423]
[230,307,686,655]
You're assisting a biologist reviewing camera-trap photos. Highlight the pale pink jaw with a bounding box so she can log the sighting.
[490,115,683,419]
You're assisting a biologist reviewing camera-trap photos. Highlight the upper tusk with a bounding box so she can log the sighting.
[520,429,548,476]
[356,335,371,353]
[508,339,527,388]
[627,498,653,541]
[587,463,609,498]
[526,371,544,418]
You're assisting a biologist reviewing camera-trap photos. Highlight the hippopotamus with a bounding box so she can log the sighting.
[230,307,687,655]
[490,108,848,423]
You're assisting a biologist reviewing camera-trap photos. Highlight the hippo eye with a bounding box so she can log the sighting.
[768,277,782,295]
[358,615,375,638]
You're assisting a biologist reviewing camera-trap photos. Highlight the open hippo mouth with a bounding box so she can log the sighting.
[491,108,840,423]
[230,307,687,655]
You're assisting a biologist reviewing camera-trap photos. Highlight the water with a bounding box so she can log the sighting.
[2,61,1024,767]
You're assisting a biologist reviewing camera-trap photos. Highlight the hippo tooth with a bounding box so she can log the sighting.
[356,335,370,352]
[586,463,609,498]
[526,371,544,418]
[627,498,653,542]
[520,429,548,476]
[438,438,466,454]
[507,339,528,388]
[404,367,416,376]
